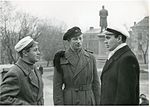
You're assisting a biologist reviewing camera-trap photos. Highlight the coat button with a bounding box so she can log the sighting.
[75,89,79,92]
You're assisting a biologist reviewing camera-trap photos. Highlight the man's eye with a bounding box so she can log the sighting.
[106,37,110,39]
[73,38,78,40]
[79,37,82,40]
[33,48,38,51]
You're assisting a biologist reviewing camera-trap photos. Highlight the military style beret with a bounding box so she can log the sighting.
[105,24,130,38]
[15,36,34,52]
[63,26,82,40]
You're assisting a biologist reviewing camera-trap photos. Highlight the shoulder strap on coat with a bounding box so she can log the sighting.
[53,50,65,73]
[15,63,26,76]
[85,49,93,54]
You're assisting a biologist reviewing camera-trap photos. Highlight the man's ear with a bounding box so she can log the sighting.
[117,35,122,42]
[22,50,28,56]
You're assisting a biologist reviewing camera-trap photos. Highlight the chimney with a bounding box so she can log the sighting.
[89,27,94,30]
[134,22,136,25]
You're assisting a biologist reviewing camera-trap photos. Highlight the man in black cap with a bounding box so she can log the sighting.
[53,26,101,105]
[100,24,140,105]
[0,36,44,105]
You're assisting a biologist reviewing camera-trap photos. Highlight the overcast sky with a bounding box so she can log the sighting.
[12,0,149,32]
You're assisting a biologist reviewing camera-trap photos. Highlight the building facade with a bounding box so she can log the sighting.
[130,16,149,64]
[0,34,2,64]
[83,27,108,68]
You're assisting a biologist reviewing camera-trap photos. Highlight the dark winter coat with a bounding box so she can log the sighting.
[0,58,44,105]
[100,45,140,105]
[53,48,101,105]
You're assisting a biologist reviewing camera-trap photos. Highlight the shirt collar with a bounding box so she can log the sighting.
[108,43,127,60]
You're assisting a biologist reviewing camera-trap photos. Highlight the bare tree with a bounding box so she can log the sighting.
[139,34,149,64]
[0,1,16,64]
[38,20,66,66]
[15,12,41,41]
[0,1,42,64]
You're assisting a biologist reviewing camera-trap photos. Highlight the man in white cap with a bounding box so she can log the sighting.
[100,25,140,105]
[0,36,44,105]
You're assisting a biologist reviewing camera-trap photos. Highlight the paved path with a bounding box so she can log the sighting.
[43,71,53,105]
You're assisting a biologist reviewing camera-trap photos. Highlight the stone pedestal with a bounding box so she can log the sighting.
[97,33,108,58]
[96,33,108,69]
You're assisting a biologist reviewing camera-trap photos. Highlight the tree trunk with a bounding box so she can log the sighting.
[1,50,5,64]
[7,46,16,64]
[143,53,147,64]
[47,60,50,67]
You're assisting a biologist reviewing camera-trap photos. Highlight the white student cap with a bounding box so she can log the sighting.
[15,36,34,52]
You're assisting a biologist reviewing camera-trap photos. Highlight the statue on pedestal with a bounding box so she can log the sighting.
[99,5,108,33]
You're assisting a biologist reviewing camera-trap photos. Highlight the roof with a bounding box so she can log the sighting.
[131,16,149,28]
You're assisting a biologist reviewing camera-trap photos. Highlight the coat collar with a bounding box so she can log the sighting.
[15,58,39,89]
[65,48,89,60]
[107,43,127,60]
[64,48,90,79]
[16,58,34,76]
[15,58,43,101]
[102,45,131,74]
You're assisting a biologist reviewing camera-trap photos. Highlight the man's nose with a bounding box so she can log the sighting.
[76,39,81,43]
[37,50,40,55]
[104,39,107,44]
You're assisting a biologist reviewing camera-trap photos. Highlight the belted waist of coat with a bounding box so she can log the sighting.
[32,99,44,105]
[32,101,43,105]
[65,84,92,91]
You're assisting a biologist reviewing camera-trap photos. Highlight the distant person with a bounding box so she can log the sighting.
[0,36,44,105]
[100,25,140,105]
[99,5,108,33]
[53,26,101,105]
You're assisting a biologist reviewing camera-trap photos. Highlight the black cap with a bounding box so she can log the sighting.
[63,26,82,41]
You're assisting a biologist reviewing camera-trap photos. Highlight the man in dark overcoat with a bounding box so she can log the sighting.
[53,26,101,105]
[100,24,140,105]
[0,36,44,105]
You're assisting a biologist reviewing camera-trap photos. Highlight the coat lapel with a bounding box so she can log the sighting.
[65,48,79,75]
[65,48,78,67]
[65,48,90,79]
[16,59,39,89]
[73,49,90,79]
[28,69,39,89]
[102,58,114,74]
[101,45,130,75]
[34,67,43,101]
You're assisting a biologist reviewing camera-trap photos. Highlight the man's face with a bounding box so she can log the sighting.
[104,32,119,51]
[26,44,40,64]
[69,34,83,51]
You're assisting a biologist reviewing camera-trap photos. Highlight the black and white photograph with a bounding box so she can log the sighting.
[0,0,149,105]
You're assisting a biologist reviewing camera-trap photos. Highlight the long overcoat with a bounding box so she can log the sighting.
[100,45,140,105]
[53,48,101,105]
[0,58,44,105]
[99,9,108,27]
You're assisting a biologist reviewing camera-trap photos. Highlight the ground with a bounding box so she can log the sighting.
[42,68,53,105]
[43,67,149,105]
